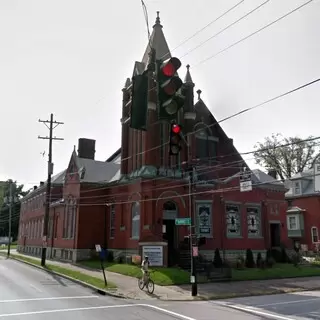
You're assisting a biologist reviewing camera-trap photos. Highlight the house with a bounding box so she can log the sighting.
[17,13,289,265]
[285,156,320,253]
[17,138,119,261]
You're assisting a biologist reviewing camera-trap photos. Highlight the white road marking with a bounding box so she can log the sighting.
[0,303,197,319]
[142,304,197,320]
[227,304,295,320]
[0,295,99,303]
[29,284,42,293]
[255,297,320,307]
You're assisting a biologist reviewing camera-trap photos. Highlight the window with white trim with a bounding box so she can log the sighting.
[287,216,298,230]
[311,227,318,243]
[294,181,301,195]
[131,202,140,239]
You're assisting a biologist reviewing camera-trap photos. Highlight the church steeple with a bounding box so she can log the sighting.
[184,64,194,86]
[141,11,171,64]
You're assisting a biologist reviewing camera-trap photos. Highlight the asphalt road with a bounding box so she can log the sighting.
[3,255,320,320]
[0,255,260,320]
[211,290,320,320]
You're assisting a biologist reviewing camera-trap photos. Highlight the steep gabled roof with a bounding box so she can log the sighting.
[141,12,171,65]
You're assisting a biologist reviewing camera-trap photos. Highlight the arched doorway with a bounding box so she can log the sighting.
[162,201,178,267]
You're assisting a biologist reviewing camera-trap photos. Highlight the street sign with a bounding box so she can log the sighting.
[175,218,191,225]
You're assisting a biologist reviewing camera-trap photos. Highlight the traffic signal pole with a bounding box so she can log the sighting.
[187,139,197,296]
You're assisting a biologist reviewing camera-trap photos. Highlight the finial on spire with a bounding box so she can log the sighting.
[153,11,162,28]
[184,64,194,85]
[196,89,202,100]
[156,11,160,24]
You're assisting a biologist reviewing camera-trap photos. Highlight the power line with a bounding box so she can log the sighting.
[180,0,270,59]
[119,76,320,164]
[194,0,315,67]
[160,0,245,60]
[20,138,320,202]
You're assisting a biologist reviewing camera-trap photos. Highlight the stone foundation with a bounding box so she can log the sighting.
[200,249,267,261]
[16,245,91,263]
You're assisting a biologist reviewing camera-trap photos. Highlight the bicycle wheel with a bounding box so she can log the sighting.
[138,278,145,290]
[147,279,154,294]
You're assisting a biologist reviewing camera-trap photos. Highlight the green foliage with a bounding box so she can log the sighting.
[245,249,255,268]
[213,248,223,268]
[253,133,318,179]
[0,180,28,240]
[256,252,262,267]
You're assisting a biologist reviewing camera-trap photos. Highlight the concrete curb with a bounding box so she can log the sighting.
[199,286,320,301]
[4,254,127,300]
[3,253,320,302]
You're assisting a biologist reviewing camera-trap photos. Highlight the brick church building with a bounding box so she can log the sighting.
[17,13,289,266]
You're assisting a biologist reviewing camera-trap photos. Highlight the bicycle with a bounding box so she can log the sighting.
[138,270,155,294]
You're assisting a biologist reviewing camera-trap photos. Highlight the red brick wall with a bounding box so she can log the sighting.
[290,196,320,249]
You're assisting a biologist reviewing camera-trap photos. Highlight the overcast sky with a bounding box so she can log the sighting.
[0,0,319,189]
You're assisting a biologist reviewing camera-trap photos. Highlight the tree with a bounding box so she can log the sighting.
[0,180,29,240]
[253,133,318,180]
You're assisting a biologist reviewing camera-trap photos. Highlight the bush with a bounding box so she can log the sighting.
[213,248,223,268]
[236,255,245,270]
[107,250,114,262]
[245,249,255,268]
[266,256,275,268]
[256,252,262,267]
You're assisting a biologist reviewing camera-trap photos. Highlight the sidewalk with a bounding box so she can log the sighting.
[4,250,320,300]
[6,250,194,300]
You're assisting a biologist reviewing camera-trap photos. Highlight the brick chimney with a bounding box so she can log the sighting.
[77,138,96,160]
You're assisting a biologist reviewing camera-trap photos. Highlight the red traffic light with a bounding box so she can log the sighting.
[172,124,181,134]
[161,57,182,77]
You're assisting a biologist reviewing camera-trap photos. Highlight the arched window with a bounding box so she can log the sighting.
[131,202,140,239]
[194,123,217,161]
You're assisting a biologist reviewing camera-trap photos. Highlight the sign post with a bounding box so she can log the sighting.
[95,244,107,287]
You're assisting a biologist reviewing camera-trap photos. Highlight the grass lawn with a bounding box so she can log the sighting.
[1,253,116,289]
[232,263,320,281]
[80,260,320,284]
[0,244,17,250]
[79,260,190,286]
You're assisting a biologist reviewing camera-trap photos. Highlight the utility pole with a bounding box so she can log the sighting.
[38,114,64,266]
[7,180,13,258]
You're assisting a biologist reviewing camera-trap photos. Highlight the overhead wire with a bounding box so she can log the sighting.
[22,138,320,203]
[179,0,271,59]
[194,0,315,67]
[160,0,245,60]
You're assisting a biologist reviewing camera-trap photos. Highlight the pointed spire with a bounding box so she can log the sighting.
[196,89,202,100]
[124,78,131,89]
[141,11,171,64]
[184,64,194,86]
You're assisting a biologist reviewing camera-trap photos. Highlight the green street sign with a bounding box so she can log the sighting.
[175,218,191,226]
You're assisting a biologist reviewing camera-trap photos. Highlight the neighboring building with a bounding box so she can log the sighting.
[17,13,290,265]
[285,156,320,253]
[17,138,119,261]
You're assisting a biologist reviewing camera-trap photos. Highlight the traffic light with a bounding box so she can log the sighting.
[130,71,149,131]
[169,122,182,156]
[156,57,185,120]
